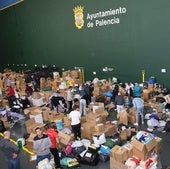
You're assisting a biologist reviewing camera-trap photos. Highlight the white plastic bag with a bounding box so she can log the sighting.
[38,158,52,169]
[93,133,106,146]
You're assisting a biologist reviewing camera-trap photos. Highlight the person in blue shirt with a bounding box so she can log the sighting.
[133,83,142,97]
[132,97,144,126]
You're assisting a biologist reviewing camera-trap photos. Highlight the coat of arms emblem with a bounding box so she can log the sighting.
[73,6,84,29]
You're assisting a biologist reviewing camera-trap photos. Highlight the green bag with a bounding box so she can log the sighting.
[104,138,117,149]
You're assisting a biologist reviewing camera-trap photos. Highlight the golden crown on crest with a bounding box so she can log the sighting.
[73,6,84,14]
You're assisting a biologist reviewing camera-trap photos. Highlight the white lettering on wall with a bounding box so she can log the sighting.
[86,7,126,28]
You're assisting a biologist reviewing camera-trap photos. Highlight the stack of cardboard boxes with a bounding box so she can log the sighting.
[81,103,117,140]
[110,131,162,169]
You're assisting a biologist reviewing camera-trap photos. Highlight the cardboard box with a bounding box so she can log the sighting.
[25,118,45,134]
[104,124,118,137]
[53,112,64,122]
[2,99,9,107]
[24,106,40,115]
[81,116,86,124]
[114,146,129,163]
[118,110,128,125]
[30,113,43,124]
[63,116,71,127]
[58,131,74,145]
[110,156,127,169]
[95,109,109,117]
[94,123,105,133]
[132,136,157,160]
[32,97,44,107]
[88,102,104,112]
[110,145,129,163]
[32,92,42,99]
[86,113,106,125]
[122,142,133,158]
[128,114,136,124]
[81,122,95,140]
[142,89,151,101]
[110,145,121,158]
[120,130,127,141]
[26,133,36,152]
[44,111,65,122]
[154,137,163,154]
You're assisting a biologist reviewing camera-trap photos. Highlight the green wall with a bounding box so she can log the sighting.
[1,0,170,87]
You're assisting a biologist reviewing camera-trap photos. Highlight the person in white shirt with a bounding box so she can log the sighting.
[68,105,81,140]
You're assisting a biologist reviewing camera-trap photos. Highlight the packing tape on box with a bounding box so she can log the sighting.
[0,132,35,155]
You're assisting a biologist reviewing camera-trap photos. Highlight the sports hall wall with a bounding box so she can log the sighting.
[0,0,170,87]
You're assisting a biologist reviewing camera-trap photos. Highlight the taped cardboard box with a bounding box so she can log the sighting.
[114,146,129,163]
[110,145,121,158]
[122,142,133,158]
[110,145,129,163]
